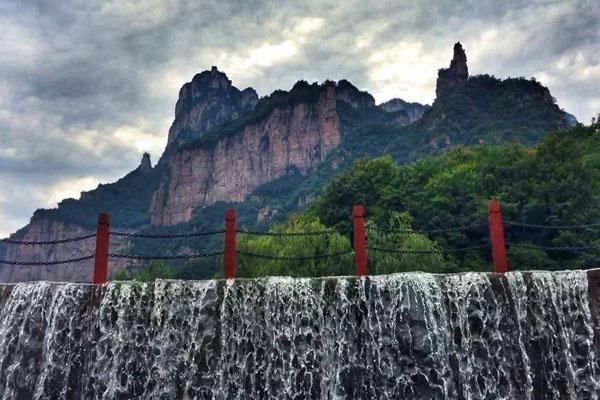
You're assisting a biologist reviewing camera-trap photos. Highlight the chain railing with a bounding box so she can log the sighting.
[110,230,224,238]
[371,221,487,235]
[109,251,224,261]
[3,200,600,282]
[505,220,600,230]
[367,243,489,255]
[0,232,97,267]
[0,255,95,266]
[236,229,336,237]
[508,243,600,251]
[0,233,96,245]
[236,249,354,261]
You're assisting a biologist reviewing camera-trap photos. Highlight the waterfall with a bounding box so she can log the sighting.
[0,271,598,399]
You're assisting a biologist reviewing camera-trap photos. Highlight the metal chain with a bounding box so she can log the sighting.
[0,233,97,246]
[367,246,439,255]
[371,221,487,235]
[505,221,600,230]
[110,230,224,239]
[236,249,354,260]
[367,244,489,254]
[108,251,224,260]
[0,254,95,266]
[509,243,600,251]
[236,229,337,237]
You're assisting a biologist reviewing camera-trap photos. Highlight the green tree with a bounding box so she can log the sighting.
[236,215,353,278]
[367,212,449,274]
[111,261,175,282]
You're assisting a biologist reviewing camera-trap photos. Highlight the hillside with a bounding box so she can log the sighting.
[0,43,577,282]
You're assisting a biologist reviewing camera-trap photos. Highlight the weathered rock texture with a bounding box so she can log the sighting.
[436,42,469,98]
[166,66,258,150]
[138,152,152,173]
[151,81,372,225]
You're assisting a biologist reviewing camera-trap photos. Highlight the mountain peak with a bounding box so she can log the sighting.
[137,152,152,173]
[335,79,375,108]
[436,42,469,98]
[165,68,259,150]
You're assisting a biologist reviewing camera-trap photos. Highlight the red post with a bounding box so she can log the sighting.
[92,212,110,284]
[353,205,368,276]
[224,208,236,279]
[488,199,508,273]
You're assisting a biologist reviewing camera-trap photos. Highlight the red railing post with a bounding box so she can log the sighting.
[353,205,368,276]
[92,212,110,284]
[224,208,236,279]
[488,199,508,273]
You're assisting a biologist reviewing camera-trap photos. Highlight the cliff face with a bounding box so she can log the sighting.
[151,83,345,225]
[166,66,258,151]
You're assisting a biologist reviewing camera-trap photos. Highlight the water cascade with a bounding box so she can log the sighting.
[0,270,599,399]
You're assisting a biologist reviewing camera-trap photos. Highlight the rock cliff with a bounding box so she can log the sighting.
[150,80,372,225]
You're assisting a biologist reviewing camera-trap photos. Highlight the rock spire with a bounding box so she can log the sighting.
[436,42,469,98]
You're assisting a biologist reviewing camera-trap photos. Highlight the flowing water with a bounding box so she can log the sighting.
[0,270,599,399]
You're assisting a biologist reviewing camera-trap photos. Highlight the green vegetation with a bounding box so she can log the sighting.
[311,119,600,271]
[114,212,446,281]
[236,212,446,278]
[236,215,352,278]
[112,261,175,281]
[111,259,223,281]
[401,75,571,148]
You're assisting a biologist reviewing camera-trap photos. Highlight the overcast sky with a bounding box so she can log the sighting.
[1,0,599,237]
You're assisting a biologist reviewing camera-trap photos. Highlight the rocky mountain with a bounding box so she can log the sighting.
[0,43,578,282]
[151,79,373,225]
[165,66,258,152]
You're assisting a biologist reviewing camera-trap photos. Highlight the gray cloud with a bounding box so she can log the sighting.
[0,0,599,237]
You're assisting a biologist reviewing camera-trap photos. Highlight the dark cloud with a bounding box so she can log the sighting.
[0,0,599,237]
